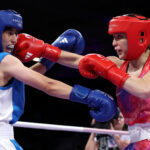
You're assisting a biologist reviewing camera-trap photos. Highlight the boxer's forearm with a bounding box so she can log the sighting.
[30,62,47,74]
[57,50,83,69]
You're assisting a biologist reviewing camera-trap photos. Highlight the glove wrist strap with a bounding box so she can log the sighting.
[69,85,91,104]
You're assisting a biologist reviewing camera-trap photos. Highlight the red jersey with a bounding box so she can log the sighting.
[116,55,150,126]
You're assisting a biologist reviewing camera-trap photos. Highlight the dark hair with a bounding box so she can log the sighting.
[122,123,128,131]
[3,27,13,31]
[125,13,148,20]
[3,27,21,34]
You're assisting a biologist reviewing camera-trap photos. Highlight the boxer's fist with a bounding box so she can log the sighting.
[79,54,130,88]
[70,85,117,122]
[79,54,116,79]
[14,33,61,62]
[52,29,85,54]
[40,29,85,70]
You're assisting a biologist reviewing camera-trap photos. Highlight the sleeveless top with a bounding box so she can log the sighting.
[116,55,150,126]
[0,52,25,124]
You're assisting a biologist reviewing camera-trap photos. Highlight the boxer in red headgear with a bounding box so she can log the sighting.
[78,14,150,149]
[109,14,150,60]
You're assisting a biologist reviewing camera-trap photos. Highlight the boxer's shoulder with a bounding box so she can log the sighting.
[107,56,124,68]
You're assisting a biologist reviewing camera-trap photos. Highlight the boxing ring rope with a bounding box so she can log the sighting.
[14,121,129,135]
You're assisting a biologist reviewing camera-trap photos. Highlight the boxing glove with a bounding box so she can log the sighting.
[14,33,61,63]
[51,29,85,54]
[79,54,130,88]
[70,85,117,122]
[40,29,85,70]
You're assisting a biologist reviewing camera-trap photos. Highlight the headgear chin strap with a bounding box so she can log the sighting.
[0,10,23,52]
[108,14,150,60]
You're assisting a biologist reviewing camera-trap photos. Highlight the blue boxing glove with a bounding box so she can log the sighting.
[70,85,117,122]
[40,29,85,71]
[52,29,85,54]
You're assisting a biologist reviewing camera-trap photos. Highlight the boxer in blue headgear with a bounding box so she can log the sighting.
[0,10,23,52]
[0,9,117,149]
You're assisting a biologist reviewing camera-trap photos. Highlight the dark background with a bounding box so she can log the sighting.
[1,1,150,149]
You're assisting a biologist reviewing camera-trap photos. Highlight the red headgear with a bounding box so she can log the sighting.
[108,14,150,60]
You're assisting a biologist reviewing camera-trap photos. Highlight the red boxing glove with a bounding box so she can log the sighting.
[14,33,61,62]
[79,54,130,88]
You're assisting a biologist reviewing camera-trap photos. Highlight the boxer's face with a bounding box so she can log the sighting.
[112,33,128,60]
[2,27,18,53]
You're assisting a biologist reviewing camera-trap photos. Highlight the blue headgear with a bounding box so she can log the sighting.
[0,10,23,52]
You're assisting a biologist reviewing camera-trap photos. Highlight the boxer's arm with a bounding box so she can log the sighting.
[29,55,120,75]
[79,54,150,99]
[57,51,83,69]
[107,56,124,68]
[122,72,150,99]
[30,51,83,74]
[30,62,47,74]
[57,53,122,70]
[99,55,150,99]
[1,55,72,99]
[1,55,117,122]
[15,29,85,73]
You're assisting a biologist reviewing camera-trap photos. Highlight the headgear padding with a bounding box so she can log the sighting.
[108,14,150,60]
[0,10,23,52]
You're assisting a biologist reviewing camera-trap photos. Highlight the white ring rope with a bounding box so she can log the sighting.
[14,121,129,135]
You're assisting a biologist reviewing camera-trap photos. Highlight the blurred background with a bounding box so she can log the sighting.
[1,0,150,149]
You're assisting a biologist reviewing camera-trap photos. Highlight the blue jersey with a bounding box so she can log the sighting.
[0,52,25,124]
